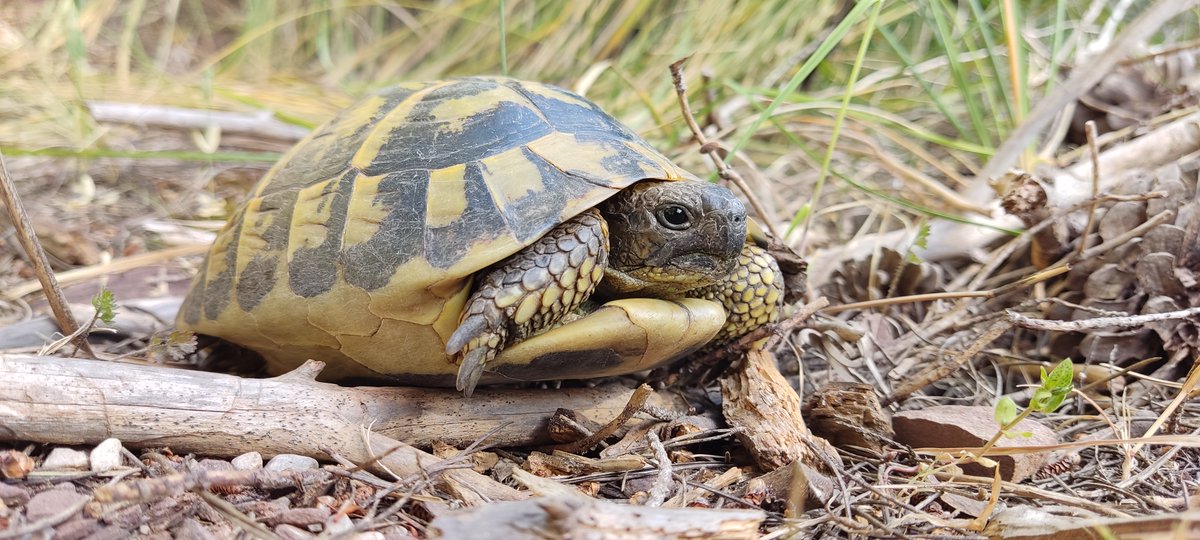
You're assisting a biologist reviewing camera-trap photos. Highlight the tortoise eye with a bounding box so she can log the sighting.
[656,205,691,230]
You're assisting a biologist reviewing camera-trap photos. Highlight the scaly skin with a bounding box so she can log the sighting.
[447,180,780,396]
[695,242,784,341]
[446,209,609,396]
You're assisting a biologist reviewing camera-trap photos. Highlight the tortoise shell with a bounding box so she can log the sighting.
[177,77,698,381]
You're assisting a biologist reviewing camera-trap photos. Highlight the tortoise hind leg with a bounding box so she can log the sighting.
[446,208,609,396]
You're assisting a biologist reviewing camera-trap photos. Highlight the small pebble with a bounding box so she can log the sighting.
[41,447,89,470]
[325,515,354,536]
[25,488,87,521]
[376,526,418,540]
[52,518,101,539]
[90,438,124,472]
[274,524,314,540]
[173,518,217,540]
[265,454,319,472]
[262,507,331,527]
[197,458,233,472]
[0,482,32,505]
[231,451,264,470]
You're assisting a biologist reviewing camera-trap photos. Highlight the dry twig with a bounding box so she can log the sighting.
[0,151,93,357]
[87,101,310,141]
[644,430,673,507]
[1007,306,1200,332]
[552,384,654,454]
[669,57,782,240]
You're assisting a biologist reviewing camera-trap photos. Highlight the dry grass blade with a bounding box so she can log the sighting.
[3,243,208,300]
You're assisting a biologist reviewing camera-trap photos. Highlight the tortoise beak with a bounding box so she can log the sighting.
[701,186,748,259]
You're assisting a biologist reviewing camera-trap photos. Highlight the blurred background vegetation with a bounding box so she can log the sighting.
[0,0,1197,271]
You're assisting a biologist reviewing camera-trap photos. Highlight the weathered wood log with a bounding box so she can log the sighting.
[428,496,766,540]
[0,354,689,502]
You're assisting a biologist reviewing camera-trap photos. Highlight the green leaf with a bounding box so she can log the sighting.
[91,289,118,324]
[913,222,930,250]
[1030,387,1053,412]
[1043,358,1075,389]
[995,396,1018,426]
[1029,359,1075,412]
[906,221,931,264]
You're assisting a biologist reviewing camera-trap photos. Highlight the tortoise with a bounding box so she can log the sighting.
[177,77,783,396]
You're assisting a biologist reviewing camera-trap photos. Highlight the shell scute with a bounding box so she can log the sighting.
[339,169,429,292]
[359,81,554,176]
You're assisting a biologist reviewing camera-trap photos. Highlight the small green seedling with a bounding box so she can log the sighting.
[994,358,1074,437]
[904,221,930,265]
[90,288,118,324]
[148,330,198,362]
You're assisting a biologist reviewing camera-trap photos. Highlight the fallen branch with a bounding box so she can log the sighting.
[719,347,840,511]
[0,151,93,357]
[0,354,689,502]
[428,495,765,540]
[1007,306,1200,332]
[86,102,310,141]
[551,384,653,454]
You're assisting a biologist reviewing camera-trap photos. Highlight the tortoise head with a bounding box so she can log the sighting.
[598,180,747,298]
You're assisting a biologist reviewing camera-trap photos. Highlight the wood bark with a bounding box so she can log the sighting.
[0,354,688,502]
[428,496,765,540]
[720,348,840,509]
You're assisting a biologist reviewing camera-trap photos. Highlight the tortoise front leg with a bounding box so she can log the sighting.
[672,242,783,386]
[446,208,609,396]
[693,242,784,341]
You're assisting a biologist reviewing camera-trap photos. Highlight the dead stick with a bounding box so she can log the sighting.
[1008,306,1200,332]
[1077,120,1102,256]
[0,355,688,502]
[0,151,94,357]
[552,384,652,454]
[644,430,673,507]
[825,264,1069,315]
[669,57,782,240]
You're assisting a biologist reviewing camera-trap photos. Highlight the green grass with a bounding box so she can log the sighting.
[0,0,1197,246]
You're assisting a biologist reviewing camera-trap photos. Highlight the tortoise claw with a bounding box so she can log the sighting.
[447,314,505,396]
[455,348,491,397]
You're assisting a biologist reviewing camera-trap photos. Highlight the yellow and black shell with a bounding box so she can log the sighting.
[177,77,701,382]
